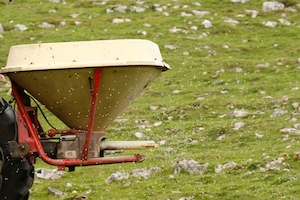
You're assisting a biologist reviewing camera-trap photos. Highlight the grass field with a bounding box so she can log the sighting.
[1,0,300,199]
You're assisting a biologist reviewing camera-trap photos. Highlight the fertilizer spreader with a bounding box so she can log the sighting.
[0,39,169,199]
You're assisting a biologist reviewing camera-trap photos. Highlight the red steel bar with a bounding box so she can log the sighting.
[47,129,86,137]
[81,68,103,160]
[12,81,143,167]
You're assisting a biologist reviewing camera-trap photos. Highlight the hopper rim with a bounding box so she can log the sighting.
[0,39,170,74]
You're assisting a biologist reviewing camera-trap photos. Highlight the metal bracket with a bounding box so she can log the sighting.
[7,141,30,158]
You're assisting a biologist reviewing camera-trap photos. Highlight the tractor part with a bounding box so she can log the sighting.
[100,140,158,150]
[0,98,34,199]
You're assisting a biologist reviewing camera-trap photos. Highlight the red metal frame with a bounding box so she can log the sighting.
[81,68,102,160]
[11,68,143,169]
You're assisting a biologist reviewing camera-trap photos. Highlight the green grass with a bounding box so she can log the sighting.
[1,0,300,199]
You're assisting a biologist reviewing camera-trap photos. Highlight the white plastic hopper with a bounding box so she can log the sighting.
[0,39,169,131]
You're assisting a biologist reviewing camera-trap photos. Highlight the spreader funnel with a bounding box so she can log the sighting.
[1,39,169,131]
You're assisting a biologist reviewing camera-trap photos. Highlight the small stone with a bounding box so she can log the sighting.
[171,90,181,94]
[114,5,127,13]
[233,122,245,130]
[105,172,129,184]
[0,23,4,32]
[154,121,162,126]
[48,187,66,197]
[70,13,80,18]
[180,12,193,17]
[169,27,182,34]
[191,25,198,31]
[262,1,285,12]
[112,18,131,23]
[231,0,248,3]
[164,44,178,50]
[166,147,177,153]
[292,102,299,110]
[15,24,27,31]
[270,109,288,117]
[66,182,72,187]
[255,133,264,138]
[224,18,239,26]
[137,30,147,35]
[39,22,55,28]
[35,168,64,180]
[49,0,62,3]
[163,12,169,16]
[143,23,151,27]
[215,161,237,173]
[60,21,66,26]
[106,8,114,13]
[265,157,284,170]
[130,6,147,13]
[294,124,300,129]
[169,175,175,179]
[123,182,131,187]
[260,167,266,172]
[216,134,226,141]
[278,18,291,26]
[179,198,190,200]
[280,128,300,135]
[173,159,209,174]
[150,105,159,110]
[192,10,210,17]
[115,118,128,123]
[75,21,81,25]
[256,63,270,67]
[72,195,88,200]
[202,19,212,28]
[158,140,166,145]
[193,2,201,6]
[0,74,6,83]
[235,67,243,72]
[135,119,150,125]
[132,168,151,179]
[227,109,248,117]
[263,21,277,27]
[134,132,144,138]
[245,9,259,18]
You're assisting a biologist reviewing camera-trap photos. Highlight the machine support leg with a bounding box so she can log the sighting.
[81,68,103,160]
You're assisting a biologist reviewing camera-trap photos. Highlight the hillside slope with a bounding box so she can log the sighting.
[1,0,300,199]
